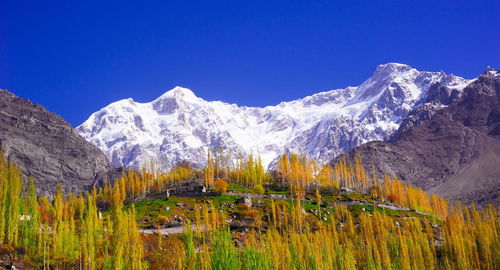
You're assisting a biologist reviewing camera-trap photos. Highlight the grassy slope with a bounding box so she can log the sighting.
[128,182,440,229]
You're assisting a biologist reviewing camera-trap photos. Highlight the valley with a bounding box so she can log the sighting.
[0,151,496,269]
[0,64,498,269]
[2,1,498,268]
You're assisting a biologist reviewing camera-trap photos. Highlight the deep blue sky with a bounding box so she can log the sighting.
[1,0,499,126]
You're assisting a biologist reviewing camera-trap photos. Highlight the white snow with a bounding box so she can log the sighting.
[77,63,472,170]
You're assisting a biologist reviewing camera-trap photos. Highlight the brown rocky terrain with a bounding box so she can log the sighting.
[332,68,500,206]
[0,89,118,197]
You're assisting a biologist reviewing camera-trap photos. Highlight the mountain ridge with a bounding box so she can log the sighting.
[332,67,500,206]
[77,63,471,170]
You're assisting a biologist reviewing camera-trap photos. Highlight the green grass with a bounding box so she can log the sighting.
[259,198,319,213]
[124,189,441,230]
[349,204,400,216]
[300,200,320,211]
[267,190,290,195]
[212,194,240,204]
[348,204,441,223]
[342,192,375,202]
[226,182,252,193]
[126,196,198,224]
[322,195,342,201]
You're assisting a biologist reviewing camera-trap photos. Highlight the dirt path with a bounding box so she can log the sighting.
[226,192,290,200]
[140,224,206,235]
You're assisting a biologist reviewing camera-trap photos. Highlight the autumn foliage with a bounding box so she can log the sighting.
[386,193,399,203]
[214,178,228,193]
[0,155,146,269]
[0,151,497,269]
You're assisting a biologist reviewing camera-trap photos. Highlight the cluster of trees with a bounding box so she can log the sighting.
[226,154,271,188]
[147,195,499,270]
[85,150,492,225]
[275,153,318,185]
[275,154,377,193]
[95,163,198,205]
[0,156,145,269]
[133,152,499,269]
[0,159,22,247]
[130,151,492,224]
[270,153,461,221]
[203,151,271,189]
[129,151,377,200]
[0,150,498,269]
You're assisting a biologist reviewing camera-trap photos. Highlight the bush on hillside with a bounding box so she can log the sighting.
[214,179,228,193]
[252,184,265,195]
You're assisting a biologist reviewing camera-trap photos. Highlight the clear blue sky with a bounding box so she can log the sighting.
[1,0,499,126]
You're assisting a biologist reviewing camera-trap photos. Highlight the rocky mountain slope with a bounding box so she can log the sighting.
[0,90,117,196]
[333,68,500,206]
[77,63,470,169]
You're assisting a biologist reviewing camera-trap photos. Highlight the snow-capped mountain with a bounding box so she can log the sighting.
[77,63,471,170]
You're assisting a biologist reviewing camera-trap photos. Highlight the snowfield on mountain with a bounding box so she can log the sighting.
[77,63,470,169]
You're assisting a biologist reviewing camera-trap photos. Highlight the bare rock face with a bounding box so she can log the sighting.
[0,90,117,196]
[333,68,500,207]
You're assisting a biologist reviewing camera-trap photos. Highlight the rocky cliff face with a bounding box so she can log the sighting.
[77,63,470,170]
[0,90,117,196]
[333,68,500,206]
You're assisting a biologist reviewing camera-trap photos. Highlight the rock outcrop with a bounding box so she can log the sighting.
[0,89,117,196]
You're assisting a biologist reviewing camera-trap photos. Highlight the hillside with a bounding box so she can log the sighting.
[333,68,500,206]
[0,89,117,196]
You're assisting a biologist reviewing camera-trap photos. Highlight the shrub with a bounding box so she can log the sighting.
[252,184,265,195]
[330,180,340,190]
[214,179,228,194]
[386,193,399,203]
[368,186,382,200]
[157,215,169,225]
[146,237,186,269]
[236,203,258,220]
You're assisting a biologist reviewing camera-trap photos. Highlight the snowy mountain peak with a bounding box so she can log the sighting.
[151,86,201,114]
[374,63,414,77]
[155,86,198,101]
[77,64,472,170]
[483,66,499,77]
